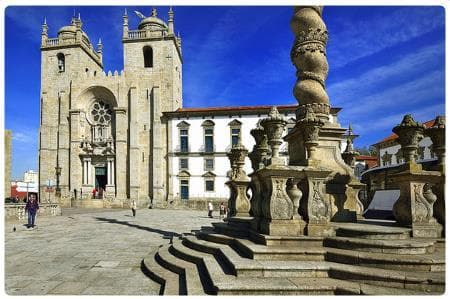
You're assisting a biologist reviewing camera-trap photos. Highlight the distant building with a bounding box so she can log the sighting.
[361,118,438,196]
[4,130,12,199]
[23,170,39,184]
[354,155,377,180]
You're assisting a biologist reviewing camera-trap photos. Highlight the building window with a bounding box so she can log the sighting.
[143,46,153,68]
[428,145,436,159]
[395,150,404,164]
[205,179,214,192]
[417,146,425,160]
[231,128,240,146]
[180,129,189,152]
[204,128,214,152]
[180,158,188,170]
[204,158,214,171]
[57,53,65,72]
[180,179,189,200]
[381,152,392,166]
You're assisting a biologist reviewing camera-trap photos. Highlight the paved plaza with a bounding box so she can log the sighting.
[5,208,218,295]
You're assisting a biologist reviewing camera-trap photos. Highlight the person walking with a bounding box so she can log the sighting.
[92,187,96,199]
[74,188,77,200]
[25,194,39,228]
[219,202,226,220]
[131,199,137,217]
[208,201,214,218]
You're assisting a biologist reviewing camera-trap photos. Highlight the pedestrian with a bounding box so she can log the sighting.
[219,202,226,219]
[80,189,83,200]
[25,194,39,228]
[74,188,77,200]
[92,187,96,199]
[208,201,214,218]
[131,199,137,217]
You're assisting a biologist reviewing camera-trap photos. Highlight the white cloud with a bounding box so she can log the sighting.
[328,7,444,68]
[328,41,444,105]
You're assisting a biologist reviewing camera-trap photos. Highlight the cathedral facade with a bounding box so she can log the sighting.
[39,8,182,207]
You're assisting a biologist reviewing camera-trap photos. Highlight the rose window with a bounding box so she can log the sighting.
[91,100,112,124]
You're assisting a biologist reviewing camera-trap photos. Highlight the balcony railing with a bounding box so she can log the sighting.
[175,145,190,153]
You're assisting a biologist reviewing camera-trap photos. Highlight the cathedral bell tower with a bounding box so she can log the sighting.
[39,14,103,203]
[122,7,183,205]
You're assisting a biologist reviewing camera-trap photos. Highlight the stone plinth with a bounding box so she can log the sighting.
[391,164,443,238]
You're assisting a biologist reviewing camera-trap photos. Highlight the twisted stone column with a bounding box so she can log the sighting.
[290,6,330,121]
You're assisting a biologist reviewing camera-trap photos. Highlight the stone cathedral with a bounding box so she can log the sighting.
[39,8,182,207]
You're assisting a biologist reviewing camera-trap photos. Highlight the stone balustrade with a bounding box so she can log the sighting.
[5,203,62,220]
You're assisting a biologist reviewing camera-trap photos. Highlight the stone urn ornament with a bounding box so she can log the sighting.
[260,107,287,166]
[297,105,324,162]
[392,115,425,164]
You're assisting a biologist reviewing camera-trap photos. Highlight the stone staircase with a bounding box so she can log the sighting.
[141,220,445,295]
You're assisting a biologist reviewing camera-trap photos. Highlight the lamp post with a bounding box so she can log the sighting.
[55,166,62,197]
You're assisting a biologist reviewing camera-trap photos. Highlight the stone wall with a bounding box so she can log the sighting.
[5,203,61,220]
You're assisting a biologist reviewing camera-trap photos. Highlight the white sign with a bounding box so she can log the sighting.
[46,179,54,187]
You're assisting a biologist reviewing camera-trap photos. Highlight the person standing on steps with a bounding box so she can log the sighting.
[131,199,137,217]
[25,194,39,228]
[219,202,226,220]
[208,201,214,218]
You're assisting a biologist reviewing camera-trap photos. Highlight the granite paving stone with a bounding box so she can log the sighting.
[5,208,217,295]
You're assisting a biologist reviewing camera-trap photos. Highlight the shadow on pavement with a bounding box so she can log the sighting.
[94,216,181,239]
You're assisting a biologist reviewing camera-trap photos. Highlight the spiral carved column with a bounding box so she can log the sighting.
[290,6,330,122]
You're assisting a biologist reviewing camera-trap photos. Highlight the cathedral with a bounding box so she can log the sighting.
[38,8,345,208]
[39,8,183,208]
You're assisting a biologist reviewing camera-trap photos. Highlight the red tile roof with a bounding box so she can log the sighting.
[173,104,298,113]
[356,155,378,168]
[373,119,435,146]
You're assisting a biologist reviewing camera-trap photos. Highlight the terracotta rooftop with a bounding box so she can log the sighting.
[356,155,378,168]
[164,104,342,117]
[373,119,435,146]
[172,104,298,113]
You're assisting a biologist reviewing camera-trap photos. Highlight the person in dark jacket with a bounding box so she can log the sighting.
[25,194,39,228]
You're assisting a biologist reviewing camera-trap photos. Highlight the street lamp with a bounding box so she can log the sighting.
[55,166,62,197]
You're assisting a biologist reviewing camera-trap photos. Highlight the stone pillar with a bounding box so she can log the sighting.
[425,116,445,232]
[105,158,115,195]
[290,6,330,122]
[69,109,82,196]
[129,86,140,199]
[114,107,128,200]
[301,170,334,236]
[248,124,269,230]
[226,140,251,217]
[391,115,442,238]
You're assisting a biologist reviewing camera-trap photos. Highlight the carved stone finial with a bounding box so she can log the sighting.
[260,107,287,166]
[151,7,157,17]
[393,115,425,163]
[425,115,445,169]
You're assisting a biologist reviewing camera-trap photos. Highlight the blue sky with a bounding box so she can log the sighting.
[5,6,445,179]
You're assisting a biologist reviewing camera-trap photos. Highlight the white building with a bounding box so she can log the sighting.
[373,119,436,167]
[23,170,39,184]
[163,105,344,207]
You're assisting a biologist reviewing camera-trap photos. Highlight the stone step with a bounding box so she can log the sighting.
[328,263,445,293]
[141,246,180,295]
[171,237,234,294]
[212,221,250,238]
[194,231,330,278]
[334,223,411,240]
[326,247,445,271]
[235,238,326,260]
[324,236,435,254]
[156,244,207,295]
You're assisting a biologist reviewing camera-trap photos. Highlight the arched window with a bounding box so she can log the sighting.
[57,53,65,72]
[143,46,153,68]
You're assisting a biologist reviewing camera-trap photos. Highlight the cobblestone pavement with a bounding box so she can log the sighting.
[5,208,218,295]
